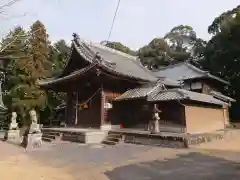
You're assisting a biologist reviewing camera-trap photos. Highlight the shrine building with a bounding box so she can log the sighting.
[39,33,235,134]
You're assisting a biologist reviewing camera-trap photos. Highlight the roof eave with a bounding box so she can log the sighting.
[98,65,156,83]
[206,73,230,85]
[38,63,98,87]
[114,96,147,101]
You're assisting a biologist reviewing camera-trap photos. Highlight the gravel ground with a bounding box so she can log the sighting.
[0,133,240,180]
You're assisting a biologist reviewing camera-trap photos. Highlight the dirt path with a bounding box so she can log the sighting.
[1,131,240,180]
[0,142,77,180]
[0,156,77,180]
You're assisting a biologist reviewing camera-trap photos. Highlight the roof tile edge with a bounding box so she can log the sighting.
[74,35,138,61]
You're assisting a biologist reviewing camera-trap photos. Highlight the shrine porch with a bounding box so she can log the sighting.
[109,128,232,148]
[42,127,108,144]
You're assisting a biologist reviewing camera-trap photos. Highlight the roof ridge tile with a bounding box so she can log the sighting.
[76,36,138,61]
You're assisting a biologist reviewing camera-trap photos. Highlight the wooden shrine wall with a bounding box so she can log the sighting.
[112,99,150,128]
[103,91,122,125]
[65,89,102,128]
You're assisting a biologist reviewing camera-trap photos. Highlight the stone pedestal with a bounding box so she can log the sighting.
[6,129,20,141]
[6,112,20,143]
[5,129,21,145]
[27,133,42,149]
[6,129,20,140]
[21,132,43,150]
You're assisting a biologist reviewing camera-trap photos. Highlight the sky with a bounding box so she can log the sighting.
[1,0,240,50]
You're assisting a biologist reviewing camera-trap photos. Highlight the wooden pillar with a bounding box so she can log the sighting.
[100,89,105,126]
[66,92,74,125]
[74,92,79,125]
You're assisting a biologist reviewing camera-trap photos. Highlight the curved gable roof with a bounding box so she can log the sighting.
[72,34,157,82]
[153,62,229,85]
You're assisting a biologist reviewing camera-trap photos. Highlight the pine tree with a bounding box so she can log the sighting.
[19,20,51,121]
[3,21,52,125]
[1,26,28,126]
[43,40,70,122]
[49,39,70,76]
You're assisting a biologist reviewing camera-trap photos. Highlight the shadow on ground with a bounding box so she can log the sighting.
[105,152,240,180]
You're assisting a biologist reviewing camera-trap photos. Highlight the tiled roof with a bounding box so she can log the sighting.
[148,88,227,106]
[115,83,163,101]
[158,77,181,87]
[153,62,229,85]
[37,63,98,86]
[210,90,235,102]
[115,84,226,106]
[73,34,157,82]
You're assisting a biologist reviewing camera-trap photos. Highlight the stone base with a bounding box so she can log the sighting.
[62,131,107,144]
[101,124,120,131]
[5,130,22,145]
[6,129,20,141]
[124,134,186,148]
[0,130,5,139]
[25,133,42,149]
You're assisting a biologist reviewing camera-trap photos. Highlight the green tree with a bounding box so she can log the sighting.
[208,5,240,34]
[164,25,196,53]
[43,39,70,123]
[4,21,52,125]
[164,25,206,60]
[0,26,28,125]
[137,25,206,69]
[49,39,70,76]
[101,41,136,56]
[201,7,240,120]
[138,38,172,69]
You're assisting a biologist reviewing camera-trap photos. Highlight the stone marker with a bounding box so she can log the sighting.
[22,109,42,150]
[6,112,21,143]
[29,109,41,133]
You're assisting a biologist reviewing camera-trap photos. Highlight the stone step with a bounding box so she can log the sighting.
[42,129,61,133]
[42,134,56,140]
[42,137,52,142]
[108,133,122,138]
[102,140,117,145]
[107,137,120,142]
[42,131,61,136]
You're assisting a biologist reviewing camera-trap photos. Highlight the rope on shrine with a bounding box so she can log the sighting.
[74,88,101,108]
